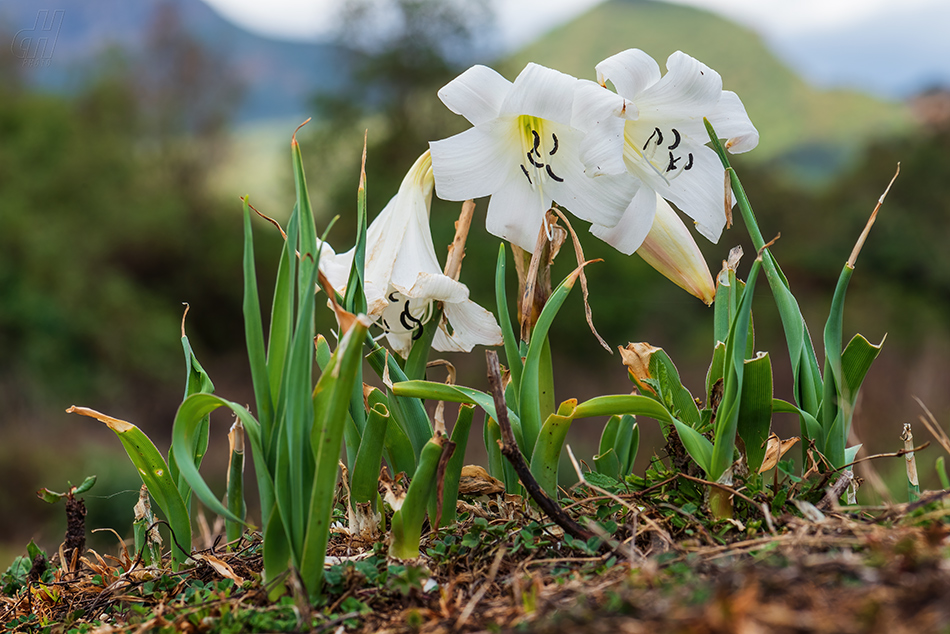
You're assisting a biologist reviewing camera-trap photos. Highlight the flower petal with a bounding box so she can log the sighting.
[500,63,576,124]
[438,65,512,126]
[595,49,661,101]
[637,194,715,304]
[708,91,759,154]
[396,272,469,305]
[578,117,629,177]
[636,51,723,120]
[485,175,551,252]
[652,143,727,244]
[589,185,656,255]
[572,79,637,132]
[430,122,518,201]
[434,299,504,353]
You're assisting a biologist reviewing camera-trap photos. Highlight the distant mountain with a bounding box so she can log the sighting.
[501,0,915,163]
[0,0,350,121]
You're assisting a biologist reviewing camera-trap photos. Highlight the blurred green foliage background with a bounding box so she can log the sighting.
[1,0,948,568]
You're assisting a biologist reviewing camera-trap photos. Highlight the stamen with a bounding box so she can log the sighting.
[531,130,541,155]
[668,128,681,150]
[549,133,559,156]
[526,151,544,168]
[684,153,694,171]
[411,324,424,341]
[666,152,682,172]
[399,301,423,331]
[520,164,532,185]
[643,127,663,151]
[388,292,398,302]
[545,164,564,182]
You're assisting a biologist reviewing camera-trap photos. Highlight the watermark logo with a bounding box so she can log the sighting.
[11,10,65,68]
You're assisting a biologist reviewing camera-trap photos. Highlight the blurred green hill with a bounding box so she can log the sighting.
[501,0,914,164]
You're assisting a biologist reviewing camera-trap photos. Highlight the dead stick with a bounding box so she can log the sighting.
[485,350,594,542]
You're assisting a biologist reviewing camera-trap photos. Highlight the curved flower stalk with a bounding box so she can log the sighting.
[322,150,502,357]
[430,63,636,253]
[575,49,759,254]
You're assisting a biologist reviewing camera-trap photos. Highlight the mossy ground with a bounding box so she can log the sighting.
[3,480,949,634]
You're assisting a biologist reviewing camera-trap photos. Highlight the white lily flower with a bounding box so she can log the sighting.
[321,150,503,358]
[429,63,636,253]
[575,49,759,254]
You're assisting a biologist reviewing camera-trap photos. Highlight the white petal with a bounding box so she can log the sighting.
[430,121,517,201]
[438,65,512,126]
[636,51,723,120]
[595,49,661,100]
[652,143,727,244]
[571,79,637,132]
[579,116,629,177]
[384,331,414,358]
[545,133,638,228]
[485,175,551,252]
[708,91,759,154]
[500,63,576,124]
[397,272,469,304]
[388,208,443,292]
[433,299,504,353]
[590,185,656,255]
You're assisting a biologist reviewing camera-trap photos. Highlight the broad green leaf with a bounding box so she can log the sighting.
[842,333,884,397]
[614,414,639,474]
[598,415,621,459]
[649,349,701,427]
[593,448,621,480]
[573,394,676,422]
[673,420,713,474]
[737,352,773,473]
[365,340,432,457]
[772,398,824,448]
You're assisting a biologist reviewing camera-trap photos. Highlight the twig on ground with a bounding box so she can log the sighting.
[485,350,594,542]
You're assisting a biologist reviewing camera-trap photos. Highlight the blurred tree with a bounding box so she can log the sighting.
[0,6,247,421]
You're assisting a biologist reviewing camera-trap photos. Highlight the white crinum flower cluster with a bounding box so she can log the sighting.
[321,49,757,355]
[430,49,758,256]
[320,151,503,357]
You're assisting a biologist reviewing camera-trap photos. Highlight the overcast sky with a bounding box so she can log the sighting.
[199,0,949,97]
[199,0,943,43]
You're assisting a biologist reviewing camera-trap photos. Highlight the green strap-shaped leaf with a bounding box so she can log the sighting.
[519,267,582,460]
[242,198,275,440]
[706,120,823,423]
[530,410,575,499]
[431,403,476,528]
[90,417,191,569]
[392,380,525,450]
[673,420,713,474]
[390,436,447,560]
[365,339,432,458]
[496,244,523,411]
[772,398,823,448]
[709,257,761,481]
[300,318,370,597]
[351,403,390,504]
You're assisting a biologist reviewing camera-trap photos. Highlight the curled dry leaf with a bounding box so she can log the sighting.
[619,342,661,390]
[458,465,505,496]
[758,433,800,473]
